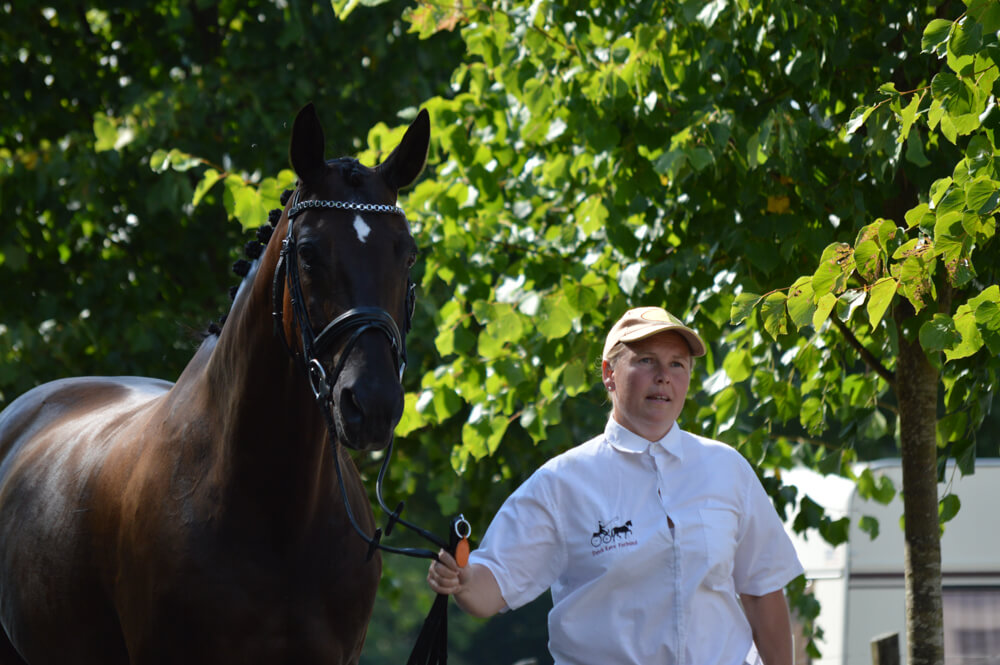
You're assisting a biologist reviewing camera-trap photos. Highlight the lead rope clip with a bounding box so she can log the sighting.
[453,514,471,568]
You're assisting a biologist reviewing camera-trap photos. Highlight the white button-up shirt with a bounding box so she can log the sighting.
[468,419,803,665]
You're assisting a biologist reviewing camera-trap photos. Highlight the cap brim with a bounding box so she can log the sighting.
[618,325,707,357]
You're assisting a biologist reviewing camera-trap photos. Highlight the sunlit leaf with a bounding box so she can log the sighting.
[730,292,761,325]
[867,278,897,329]
[921,18,953,57]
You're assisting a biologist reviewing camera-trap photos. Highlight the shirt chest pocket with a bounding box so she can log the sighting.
[697,504,740,589]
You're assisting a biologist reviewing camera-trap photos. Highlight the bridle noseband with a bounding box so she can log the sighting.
[272,188,444,561]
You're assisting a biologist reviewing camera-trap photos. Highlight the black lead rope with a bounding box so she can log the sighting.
[406,516,468,665]
[274,189,468,662]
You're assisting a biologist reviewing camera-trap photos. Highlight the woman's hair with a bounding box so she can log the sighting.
[603,341,628,371]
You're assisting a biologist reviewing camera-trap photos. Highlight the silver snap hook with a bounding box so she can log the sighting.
[454,514,472,540]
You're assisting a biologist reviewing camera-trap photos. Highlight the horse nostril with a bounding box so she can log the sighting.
[340,387,365,430]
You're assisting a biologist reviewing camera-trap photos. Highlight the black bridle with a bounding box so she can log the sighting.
[272,189,453,561]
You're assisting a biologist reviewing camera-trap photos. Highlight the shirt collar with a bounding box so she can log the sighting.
[605,417,686,461]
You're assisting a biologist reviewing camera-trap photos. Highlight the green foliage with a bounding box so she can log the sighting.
[0,0,463,408]
[6,0,1000,661]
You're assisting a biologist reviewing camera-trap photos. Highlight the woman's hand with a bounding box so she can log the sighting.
[427,550,463,595]
[426,549,507,618]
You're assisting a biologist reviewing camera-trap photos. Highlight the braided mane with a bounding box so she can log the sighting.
[206,188,293,337]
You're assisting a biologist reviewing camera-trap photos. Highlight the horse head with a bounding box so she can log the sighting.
[279,103,429,452]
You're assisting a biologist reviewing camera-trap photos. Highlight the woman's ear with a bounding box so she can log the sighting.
[601,360,614,391]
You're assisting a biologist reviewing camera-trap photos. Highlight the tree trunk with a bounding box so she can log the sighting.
[895,321,944,665]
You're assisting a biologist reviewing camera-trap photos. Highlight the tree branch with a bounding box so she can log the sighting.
[830,315,895,384]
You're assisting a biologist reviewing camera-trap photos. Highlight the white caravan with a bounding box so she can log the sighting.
[782,458,1000,665]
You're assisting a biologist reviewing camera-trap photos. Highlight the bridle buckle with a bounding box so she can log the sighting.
[307,358,331,401]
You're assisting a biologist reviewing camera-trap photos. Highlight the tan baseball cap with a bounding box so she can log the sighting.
[602,306,706,359]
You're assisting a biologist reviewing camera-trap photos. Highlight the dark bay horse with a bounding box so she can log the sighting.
[0,103,429,665]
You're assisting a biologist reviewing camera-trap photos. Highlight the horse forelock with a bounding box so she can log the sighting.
[326,157,366,188]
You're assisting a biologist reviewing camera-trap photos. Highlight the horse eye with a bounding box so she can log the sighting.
[298,243,320,271]
[406,252,417,269]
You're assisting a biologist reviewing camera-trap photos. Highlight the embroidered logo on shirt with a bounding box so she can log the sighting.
[590,517,638,554]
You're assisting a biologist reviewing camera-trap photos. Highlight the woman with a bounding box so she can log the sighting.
[428,307,803,665]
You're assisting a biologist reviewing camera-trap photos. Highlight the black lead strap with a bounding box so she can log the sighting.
[406,516,469,665]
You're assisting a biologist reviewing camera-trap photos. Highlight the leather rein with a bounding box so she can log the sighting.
[272,189,455,561]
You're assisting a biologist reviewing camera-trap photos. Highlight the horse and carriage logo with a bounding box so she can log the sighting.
[590,517,634,548]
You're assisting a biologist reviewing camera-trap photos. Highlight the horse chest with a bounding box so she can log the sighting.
[115,528,381,665]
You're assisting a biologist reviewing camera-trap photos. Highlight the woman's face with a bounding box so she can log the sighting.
[602,331,692,441]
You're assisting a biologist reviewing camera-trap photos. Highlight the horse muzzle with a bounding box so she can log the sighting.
[332,359,404,452]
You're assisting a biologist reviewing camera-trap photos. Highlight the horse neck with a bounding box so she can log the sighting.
[186,253,343,529]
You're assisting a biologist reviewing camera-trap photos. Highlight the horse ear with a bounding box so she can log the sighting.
[378,109,430,192]
[289,103,326,185]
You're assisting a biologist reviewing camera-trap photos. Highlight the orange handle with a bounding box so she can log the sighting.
[455,537,470,568]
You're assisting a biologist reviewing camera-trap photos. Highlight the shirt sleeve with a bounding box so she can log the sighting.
[732,467,804,596]
[467,467,567,610]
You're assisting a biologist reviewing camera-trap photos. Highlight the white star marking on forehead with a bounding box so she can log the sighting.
[353,214,371,244]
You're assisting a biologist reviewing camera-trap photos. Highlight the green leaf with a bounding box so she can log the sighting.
[489,305,524,344]
[821,517,850,547]
[166,148,200,172]
[878,82,900,96]
[858,515,880,540]
[971,0,1000,32]
[94,114,118,152]
[947,19,979,73]
[945,307,983,361]
[192,168,223,207]
[786,276,817,329]
[919,313,960,354]
[564,359,588,397]
[812,243,854,296]
[723,348,753,383]
[971,286,1000,354]
[224,176,266,230]
[330,0,361,20]
[905,204,933,229]
[867,278,897,329]
[965,176,1000,214]
[930,177,954,209]
[150,149,170,173]
[761,292,789,339]
[537,294,574,340]
[854,239,882,282]
[930,72,963,104]
[857,468,896,504]
[922,18,953,57]
[838,288,867,324]
[896,93,922,143]
[800,396,825,434]
[939,493,961,526]
[396,392,425,437]
[730,292,761,324]
[685,146,714,171]
[812,293,838,328]
[950,17,982,57]
[899,253,937,312]
[936,186,967,216]
[577,194,609,236]
[846,105,874,135]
